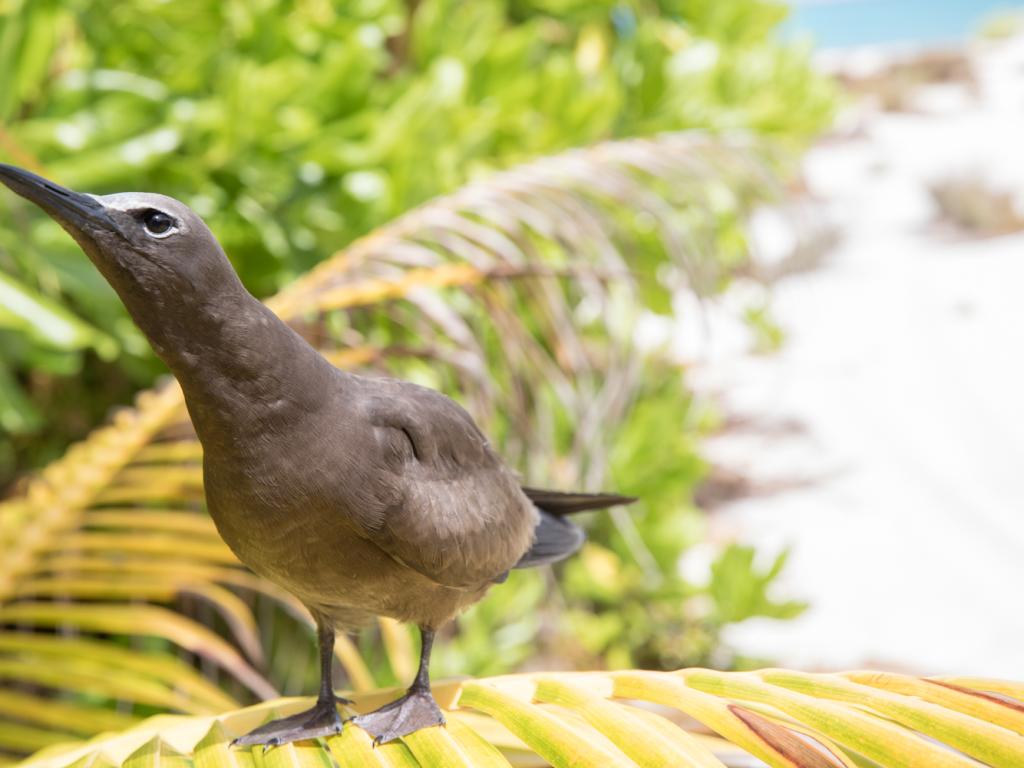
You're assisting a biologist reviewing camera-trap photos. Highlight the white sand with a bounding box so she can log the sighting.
[680,35,1024,676]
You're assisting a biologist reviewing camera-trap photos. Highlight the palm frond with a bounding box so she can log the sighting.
[0,133,777,759]
[15,669,1024,768]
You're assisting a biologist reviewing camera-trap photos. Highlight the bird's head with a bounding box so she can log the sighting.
[0,163,255,372]
[0,164,240,306]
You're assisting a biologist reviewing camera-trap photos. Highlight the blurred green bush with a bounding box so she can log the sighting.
[0,0,834,714]
[0,0,832,486]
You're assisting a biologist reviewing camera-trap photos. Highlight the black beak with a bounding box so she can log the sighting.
[0,164,116,235]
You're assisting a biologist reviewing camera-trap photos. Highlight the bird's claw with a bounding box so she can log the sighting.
[232,699,345,748]
[349,687,445,745]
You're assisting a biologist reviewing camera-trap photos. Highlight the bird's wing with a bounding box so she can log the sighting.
[348,379,538,589]
[513,510,585,569]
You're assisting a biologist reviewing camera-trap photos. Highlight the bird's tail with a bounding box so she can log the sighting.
[513,486,636,571]
[521,486,637,516]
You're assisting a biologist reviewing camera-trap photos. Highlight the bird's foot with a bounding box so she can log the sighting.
[232,698,344,748]
[349,686,445,744]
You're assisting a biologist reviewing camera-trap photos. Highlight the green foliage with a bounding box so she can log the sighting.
[559,377,804,671]
[430,374,806,679]
[0,2,837,760]
[744,299,786,353]
[709,544,806,624]
[0,134,814,762]
[0,0,834,488]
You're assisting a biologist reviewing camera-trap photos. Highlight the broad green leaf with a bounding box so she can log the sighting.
[0,272,115,356]
[0,359,41,433]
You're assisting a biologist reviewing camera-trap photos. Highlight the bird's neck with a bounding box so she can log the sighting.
[127,284,336,452]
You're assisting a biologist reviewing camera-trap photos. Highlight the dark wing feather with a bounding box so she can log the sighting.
[514,510,585,569]
[513,487,636,570]
[522,487,637,515]
[347,377,538,589]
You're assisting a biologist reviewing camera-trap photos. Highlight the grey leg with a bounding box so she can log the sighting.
[349,626,445,744]
[233,618,348,747]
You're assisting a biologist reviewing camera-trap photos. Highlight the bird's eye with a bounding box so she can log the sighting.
[142,210,175,237]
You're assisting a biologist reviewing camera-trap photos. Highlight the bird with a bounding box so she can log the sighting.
[0,164,636,747]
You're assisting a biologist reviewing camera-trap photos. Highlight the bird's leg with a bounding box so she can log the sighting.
[350,626,445,744]
[233,619,348,747]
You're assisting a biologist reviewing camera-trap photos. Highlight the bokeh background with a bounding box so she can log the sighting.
[1,0,1023,763]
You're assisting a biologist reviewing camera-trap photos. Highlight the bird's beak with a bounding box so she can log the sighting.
[0,164,116,237]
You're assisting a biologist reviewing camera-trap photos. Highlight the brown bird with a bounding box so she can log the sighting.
[0,164,635,746]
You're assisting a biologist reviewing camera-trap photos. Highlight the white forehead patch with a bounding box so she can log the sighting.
[92,192,193,233]
[94,192,179,212]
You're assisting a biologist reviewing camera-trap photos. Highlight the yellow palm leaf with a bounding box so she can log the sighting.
[0,134,775,759]
[15,670,1024,768]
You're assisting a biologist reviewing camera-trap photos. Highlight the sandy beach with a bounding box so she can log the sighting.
[682,30,1024,676]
